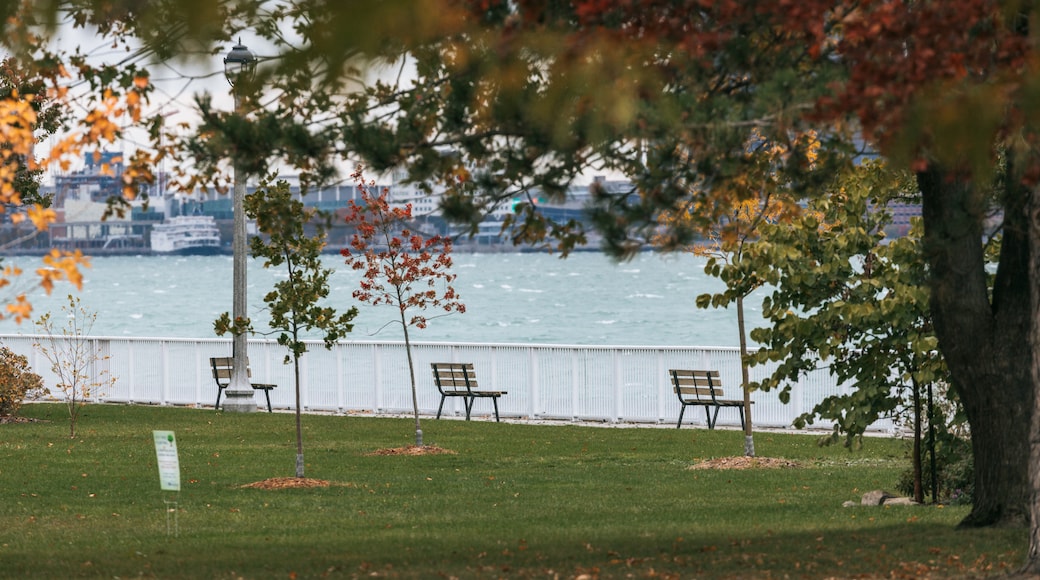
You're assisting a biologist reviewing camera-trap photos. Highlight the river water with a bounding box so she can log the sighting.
[0,251,765,347]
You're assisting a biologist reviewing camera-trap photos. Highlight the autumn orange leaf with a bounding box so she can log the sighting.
[5,295,31,323]
[26,205,56,230]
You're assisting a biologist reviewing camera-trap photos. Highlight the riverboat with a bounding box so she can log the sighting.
[150,215,222,255]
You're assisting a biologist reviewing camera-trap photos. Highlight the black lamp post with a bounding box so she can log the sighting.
[220,40,257,413]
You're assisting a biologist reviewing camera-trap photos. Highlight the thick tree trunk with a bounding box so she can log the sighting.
[1024,180,1040,574]
[918,167,1031,528]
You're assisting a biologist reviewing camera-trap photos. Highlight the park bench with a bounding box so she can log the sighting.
[431,362,507,422]
[669,369,747,430]
[210,357,277,413]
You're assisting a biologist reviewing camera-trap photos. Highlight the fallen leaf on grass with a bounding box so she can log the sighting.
[240,477,332,490]
[366,445,457,456]
[688,456,801,470]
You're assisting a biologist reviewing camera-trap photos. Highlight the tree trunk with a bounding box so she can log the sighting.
[928,382,938,503]
[1023,175,1040,574]
[912,378,923,504]
[400,307,423,447]
[918,167,1032,528]
[736,294,755,457]
[294,341,304,478]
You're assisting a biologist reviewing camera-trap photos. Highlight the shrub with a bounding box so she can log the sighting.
[897,428,974,505]
[0,346,45,416]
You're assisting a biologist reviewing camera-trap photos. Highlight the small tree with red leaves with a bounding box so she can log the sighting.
[341,166,465,447]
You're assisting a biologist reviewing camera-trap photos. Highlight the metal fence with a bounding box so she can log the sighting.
[4,334,896,432]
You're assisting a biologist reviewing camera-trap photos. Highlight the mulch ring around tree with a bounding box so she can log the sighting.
[366,445,457,457]
[689,456,802,470]
[240,477,334,490]
[0,415,46,424]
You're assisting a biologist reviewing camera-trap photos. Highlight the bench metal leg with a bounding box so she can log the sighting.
[680,403,748,430]
[215,387,224,411]
[438,394,504,422]
[263,390,272,413]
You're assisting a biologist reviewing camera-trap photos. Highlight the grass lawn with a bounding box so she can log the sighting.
[0,403,1025,579]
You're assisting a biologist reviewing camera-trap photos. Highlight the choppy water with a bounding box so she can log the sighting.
[0,251,766,346]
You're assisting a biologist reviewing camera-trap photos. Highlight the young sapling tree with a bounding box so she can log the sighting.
[216,180,357,478]
[661,132,815,457]
[34,294,116,438]
[341,167,465,447]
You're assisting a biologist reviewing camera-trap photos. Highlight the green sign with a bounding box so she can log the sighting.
[152,430,181,491]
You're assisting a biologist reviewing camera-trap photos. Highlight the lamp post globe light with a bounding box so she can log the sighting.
[221,40,258,413]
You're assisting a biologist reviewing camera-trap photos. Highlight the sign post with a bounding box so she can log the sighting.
[153,430,181,536]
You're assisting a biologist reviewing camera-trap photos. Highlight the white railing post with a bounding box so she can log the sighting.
[200,345,209,408]
[529,346,539,419]
[613,350,622,423]
[489,346,499,416]
[656,351,666,424]
[90,338,99,403]
[795,373,805,421]
[301,349,309,411]
[159,340,169,406]
[532,347,540,419]
[373,344,384,412]
[336,346,345,413]
[570,349,579,421]
[127,341,136,403]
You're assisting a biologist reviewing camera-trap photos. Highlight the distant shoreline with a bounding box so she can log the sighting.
[0,243,610,258]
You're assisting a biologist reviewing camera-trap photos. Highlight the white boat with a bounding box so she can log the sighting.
[150,215,222,255]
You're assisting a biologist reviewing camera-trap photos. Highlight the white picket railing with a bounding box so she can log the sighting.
[3,334,897,432]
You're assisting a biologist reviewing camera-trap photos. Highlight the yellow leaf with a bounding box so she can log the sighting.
[5,295,31,323]
[27,205,56,230]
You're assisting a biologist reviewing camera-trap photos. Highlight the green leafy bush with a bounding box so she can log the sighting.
[897,427,974,505]
[0,346,45,416]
